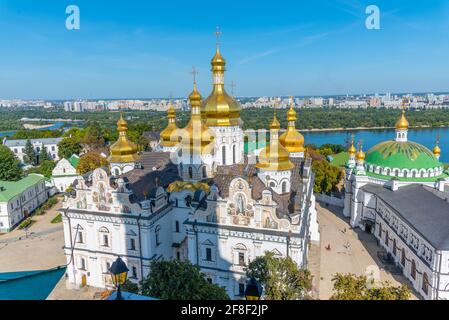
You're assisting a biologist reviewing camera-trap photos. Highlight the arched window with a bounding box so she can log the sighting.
[179,163,183,175]
[395,170,399,177]
[386,169,391,176]
[422,273,429,294]
[233,145,236,164]
[270,182,276,188]
[411,260,416,280]
[202,166,207,178]
[222,146,226,165]
[404,171,408,178]
[99,227,110,247]
[188,166,193,179]
[282,181,287,193]
[401,248,406,266]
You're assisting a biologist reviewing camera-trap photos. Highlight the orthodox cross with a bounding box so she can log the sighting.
[189,67,199,84]
[215,26,222,48]
[436,133,441,146]
[230,80,236,96]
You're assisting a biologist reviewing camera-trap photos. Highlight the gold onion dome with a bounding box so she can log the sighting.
[160,102,179,147]
[279,99,305,153]
[201,47,242,127]
[109,113,139,163]
[256,112,294,171]
[356,146,366,162]
[433,144,441,156]
[181,83,215,153]
[348,141,357,157]
[396,109,409,130]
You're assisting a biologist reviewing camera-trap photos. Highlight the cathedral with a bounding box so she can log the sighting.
[61,44,319,298]
[343,105,449,299]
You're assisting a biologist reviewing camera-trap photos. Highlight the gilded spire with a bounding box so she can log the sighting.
[348,139,357,157]
[396,98,410,130]
[160,101,179,147]
[356,143,366,162]
[280,96,305,154]
[433,135,441,158]
[201,28,242,127]
[109,113,139,163]
[256,107,294,171]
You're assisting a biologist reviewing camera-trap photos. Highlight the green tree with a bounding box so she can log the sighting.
[58,137,83,159]
[121,279,139,294]
[23,139,37,165]
[140,259,229,300]
[331,273,411,300]
[0,145,23,181]
[39,144,50,164]
[76,152,109,174]
[312,160,343,194]
[246,252,313,300]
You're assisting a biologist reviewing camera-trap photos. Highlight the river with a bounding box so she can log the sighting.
[302,127,448,163]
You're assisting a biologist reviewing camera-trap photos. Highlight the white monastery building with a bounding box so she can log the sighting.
[61,44,319,298]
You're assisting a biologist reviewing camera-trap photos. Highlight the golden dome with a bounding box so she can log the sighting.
[348,141,357,157]
[160,102,179,147]
[356,146,366,162]
[270,112,280,130]
[396,109,409,130]
[279,99,305,153]
[201,48,242,127]
[109,113,140,163]
[256,113,294,171]
[433,144,441,156]
[180,83,215,153]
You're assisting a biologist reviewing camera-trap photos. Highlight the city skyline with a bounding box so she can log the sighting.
[1,0,449,99]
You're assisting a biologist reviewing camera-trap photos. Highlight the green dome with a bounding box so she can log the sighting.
[366,140,441,170]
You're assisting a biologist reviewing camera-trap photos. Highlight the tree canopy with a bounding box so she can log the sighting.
[246,252,313,300]
[331,273,411,300]
[76,152,108,174]
[312,160,343,194]
[23,139,37,166]
[140,259,229,300]
[58,136,83,159]
[0,145,23,181]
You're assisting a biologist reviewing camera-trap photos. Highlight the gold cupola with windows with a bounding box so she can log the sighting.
[180,81,215,153]
[160,101,179,147]
[256,111,294,171]
[279,97,305,153]
[201,39,242,127]
[109,113,140,163]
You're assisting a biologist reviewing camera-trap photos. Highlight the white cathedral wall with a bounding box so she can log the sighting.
[210,126,244,166]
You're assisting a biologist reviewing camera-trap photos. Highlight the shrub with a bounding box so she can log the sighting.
[18,218,33,230]
[51,213,62,224]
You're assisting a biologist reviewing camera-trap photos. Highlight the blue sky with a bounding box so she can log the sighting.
[0,0,448,99]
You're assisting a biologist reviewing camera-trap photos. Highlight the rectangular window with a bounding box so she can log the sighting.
[176,251,181,260]
[77,232,84,244]
[238,253,245,266]
[132,266,137,279]
[79,258,86,270]
[103,235,109,247]
[206,248,212,261]
[130,238,136,251]
[207,278,212,284]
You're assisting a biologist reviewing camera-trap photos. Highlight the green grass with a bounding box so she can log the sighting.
[50,213,62,224]
[330,152,349,168]
[18,218,34,230]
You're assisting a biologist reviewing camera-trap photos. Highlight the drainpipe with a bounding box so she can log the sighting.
[137,213,144,282]
[193,219,199,266]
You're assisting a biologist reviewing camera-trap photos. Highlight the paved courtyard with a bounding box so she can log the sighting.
[309,202,418,300]
[0,200,66,273]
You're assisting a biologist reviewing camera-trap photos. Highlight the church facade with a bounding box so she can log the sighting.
[343,106,449,299]
[61,45,319,298]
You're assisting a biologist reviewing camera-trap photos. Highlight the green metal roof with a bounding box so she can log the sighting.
[68,154,80,168]
[365,140,442,170]
[0,174,45,202]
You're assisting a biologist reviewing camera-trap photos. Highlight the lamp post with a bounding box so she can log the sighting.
[109,257,129,300]
[245,277,263,300]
